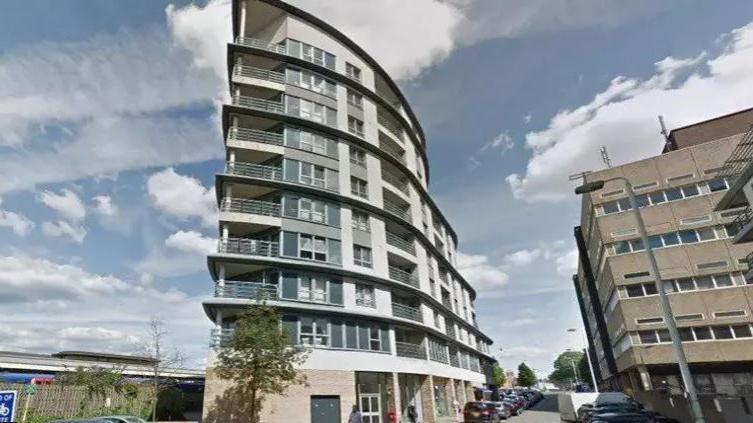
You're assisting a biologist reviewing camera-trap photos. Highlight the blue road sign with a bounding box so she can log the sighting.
[0,390,16,423]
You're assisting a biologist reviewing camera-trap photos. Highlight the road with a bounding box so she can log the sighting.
[509,393,561,423]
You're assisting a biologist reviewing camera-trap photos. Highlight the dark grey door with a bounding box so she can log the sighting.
[311,395,341,423]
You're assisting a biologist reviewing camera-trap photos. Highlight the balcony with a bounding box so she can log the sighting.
[234,37,287,55]
[377,114,404,143]
[215,281,278,300]
[392,302,422,323]
[731,207,753,243]
[442,297,453,310]
[231,94,284,114]
[232,65,286,85]
[219,237,279,257]
[221,197,281,217]
[395,341,426,360]
[445,321,456,338]
[386,231,416,255]
[383,199,412,224]
[225,161,282,181]
[228,127,284,146]
[382,171,409,195]
[356,296,376,308]
[389,265,419,288]
[210,328,234,347]
[379,137,406,165]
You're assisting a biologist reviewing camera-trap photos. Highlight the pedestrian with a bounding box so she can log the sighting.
[407,405,418,423]
[348,404,364,423]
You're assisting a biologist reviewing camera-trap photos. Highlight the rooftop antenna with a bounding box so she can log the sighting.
[600,145,612,168]
[658,115,671,145]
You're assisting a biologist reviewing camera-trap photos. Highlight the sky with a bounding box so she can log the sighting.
[2,0,753,376]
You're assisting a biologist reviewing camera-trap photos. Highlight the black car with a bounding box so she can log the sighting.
[463,401,502,423]
[589,412,653,423]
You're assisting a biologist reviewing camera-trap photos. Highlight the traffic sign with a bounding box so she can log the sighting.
[0,390,17,423]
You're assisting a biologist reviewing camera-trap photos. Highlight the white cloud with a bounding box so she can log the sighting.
[468,131,515,170]
[0,25,221,146]
[0,255,211,365]
[456,252,509,294]
[41,221,87,244]
[38,189,86,222]
[508,22,753,202]
[504,248,542,267]
[165,230,217,255]
[556,248,579,278]
[92,195,118,217]
[147,168,217,227]
[0,209,34,237]
[523,113,533,124]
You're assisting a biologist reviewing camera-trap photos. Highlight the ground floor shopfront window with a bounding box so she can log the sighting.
[399,374,423,422]
[356,372,391,423]
[433,378,450,417]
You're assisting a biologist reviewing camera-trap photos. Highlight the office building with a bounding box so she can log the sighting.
[573,108,753,395]
[201,1,496,422]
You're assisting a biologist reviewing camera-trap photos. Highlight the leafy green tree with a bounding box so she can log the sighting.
[214,304,309,423]
[578,352,593,388]
[493,363,507,387]
[517,363,537,387]
[548,350,585,386]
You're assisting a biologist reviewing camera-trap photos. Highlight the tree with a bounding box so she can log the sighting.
[548,350,585,387]
[578,352,593,388]
[214,304,309,423]
[493,363,507,387]
[60,366,126,414]
[517,363,537,387]
[142,316,184,421]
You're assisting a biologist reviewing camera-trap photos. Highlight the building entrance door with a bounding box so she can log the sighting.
[311,395,341,423]
[360,393,382,423]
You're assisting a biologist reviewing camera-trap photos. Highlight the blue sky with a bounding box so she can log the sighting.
[2,0,753,375]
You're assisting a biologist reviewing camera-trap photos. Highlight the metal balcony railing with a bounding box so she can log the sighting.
[730,207,753,237]
[234,37,287,54]
[377,114,404,143]
[215,281,278,300]
[392,303,422,322]
[442,297,452,310]
[383,200,412,224]
[445,322,456,338]
[228,127,284,146]
[219,238,279,257]
[356,296,376,308]
[395,341,426,359]
[221,197,281,217]
[231,94,285,113]
[386,231,416,255]
[232,65,286,84]
[388,265,419,288]
[225,161,282,181]
[379,141,406,165]
[716,125,753,181]
[210,328,234,348]
[382,171,409,195]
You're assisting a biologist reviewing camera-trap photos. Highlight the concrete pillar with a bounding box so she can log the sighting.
[230,116,239,139]
[222,223,229,243]
[420,375,436,423]
[465,381,475,403]
[386,373,401,422]
[637,365,653,391]
[228,149,236,163]
[215,310,223,326]
[218,264,226,289]
[238,0,247,39]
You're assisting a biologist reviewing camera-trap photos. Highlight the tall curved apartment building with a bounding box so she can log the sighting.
[203,1,496,421]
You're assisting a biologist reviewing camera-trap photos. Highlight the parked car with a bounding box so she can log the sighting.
[96,417,147,423]
[492,401,512,419]
[589,412,653,423]
[502,397,525,416]
[464,402,503,422]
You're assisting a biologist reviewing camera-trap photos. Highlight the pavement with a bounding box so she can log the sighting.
[507,393,561,423]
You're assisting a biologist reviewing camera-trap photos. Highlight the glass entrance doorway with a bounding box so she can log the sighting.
[360,393,382,423]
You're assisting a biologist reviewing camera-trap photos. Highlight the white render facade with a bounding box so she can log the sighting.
[202,1,495,422]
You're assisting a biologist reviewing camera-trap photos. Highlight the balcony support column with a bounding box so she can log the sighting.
[222,224,229,243]
[215,310,223,327]
[218,264,226,289]
[239,0,247,37]
[224,183,233,200]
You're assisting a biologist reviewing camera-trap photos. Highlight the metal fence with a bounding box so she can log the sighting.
[228,127,284,146]
[232,65,285,84]
[221,197,281,217]
[215,281,278,300]
[218,238,279,257]
[225,161,282,180]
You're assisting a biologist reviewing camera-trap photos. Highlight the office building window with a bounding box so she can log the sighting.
[353,245,372,268]
[351,177,368,199]
[348,116,365,137]
[350,147,366,167]
[300,234,328,261]
[352,210,370,232]
[356,284,375,308]
[346,62,361,81]
[347,89,363,109]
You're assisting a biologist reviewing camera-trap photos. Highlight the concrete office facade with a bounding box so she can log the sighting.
[202,1,495,422]
[573,109,753,396]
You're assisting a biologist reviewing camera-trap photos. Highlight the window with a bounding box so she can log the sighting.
[713,326,734,339]
[300,234,328,261]
[351,176,368,199]
[694,326,713,340]
[369,324,381,350]
[286,68,336,97]
[348,116,364,137]
[599,178,730,216]
[285,96,336,125]
[352,210,370,232]
[626,284,645,298]
[733,325,753,338]
[299,131,328,155]
[714,310,746,319]
[353,245,372,267]
[708,178,729,192]
[624,271,650,279]
[288,39,335,69]
[610,225,729,255]
[356,284,375,307]
[639,331,658,344]
[350,147,366,167]
[300,162,327,188]
[636,317,663,325]
[346,62,361,81]
[300,276,328,303]
[675,313,703,322]
[300,317,329,346]
[347,89,363,108]
[299,198,326,223]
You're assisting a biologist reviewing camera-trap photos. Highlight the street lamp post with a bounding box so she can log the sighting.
[568,328,599,392]
[575,177,705,423]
